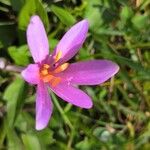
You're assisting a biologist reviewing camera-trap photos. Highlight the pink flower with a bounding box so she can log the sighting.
[21,15,119,130]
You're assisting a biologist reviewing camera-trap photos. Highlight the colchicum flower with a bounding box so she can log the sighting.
[21,15,119,130]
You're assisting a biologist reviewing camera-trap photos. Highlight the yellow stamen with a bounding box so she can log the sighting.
[55,51,62,62]
[51,77,61,87]
[39,63,62,86]
[42,74,54,82]
[54,63,69,73]
[43,64,50,69]
[41,69,48,75]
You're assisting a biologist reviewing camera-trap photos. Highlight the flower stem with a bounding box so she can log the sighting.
[0,58,24,72]
[51,92,73,130]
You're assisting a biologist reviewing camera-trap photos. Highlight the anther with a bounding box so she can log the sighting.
[53,63,69,73]
[42,74,54,82]
[43,64,50,69]
[41,69,48,75]
[54,51,62,63]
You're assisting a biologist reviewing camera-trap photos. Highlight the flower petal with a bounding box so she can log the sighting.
[36,81,53,130]
[58,60,119,85]
[50,82,93,109]
[27,15,49,63]
[54,19,88,63]
[21,64,39,84]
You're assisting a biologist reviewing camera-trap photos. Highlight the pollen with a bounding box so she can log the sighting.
[43,64,50,69]
[41,69,48,75]
[39,61,66,85]
[53,63,69,73]
[55,51,62,62]
[40,64,50,76]
[40,64,53,82]
[42,74,54,82]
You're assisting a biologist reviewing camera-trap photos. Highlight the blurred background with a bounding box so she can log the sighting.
[0,0,150,149]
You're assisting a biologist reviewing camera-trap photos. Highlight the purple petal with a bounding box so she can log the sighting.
[27,15,49,63]
[50,82,93,109]
[54,19,88,63]
[36,81,53,130]
[58,60,119,85]
[21,64,39,84]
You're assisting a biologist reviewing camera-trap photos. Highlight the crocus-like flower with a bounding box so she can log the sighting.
[21,15,119,130]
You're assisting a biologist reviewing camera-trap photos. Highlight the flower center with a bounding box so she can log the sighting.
[39,51,69,87]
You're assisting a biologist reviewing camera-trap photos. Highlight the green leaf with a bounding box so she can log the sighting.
[10,0,25,11]
[0,23,16,47]
[132,14,149,29]
[8,45,30,66]
[14,113,28,132]
[75,137,91,150]
[15,110,37,132]
[114,55,148,73]
[22,133,41,150]
[7,129,23,150]
[0,0,11,6]
[18,0,49,32]
[0,119,6,146]
[3,77,27,127]
[120,6,133,22]
[37,128,54,145]
[48,38,58,52]
[84,0,103,30]
[50,5,76,26]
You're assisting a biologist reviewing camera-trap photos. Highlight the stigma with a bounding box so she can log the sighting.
[39,62,69,87]
[39,51,69,86]
[40,64,54,83]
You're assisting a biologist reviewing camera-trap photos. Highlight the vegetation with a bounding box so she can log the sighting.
[0,0,150,149]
